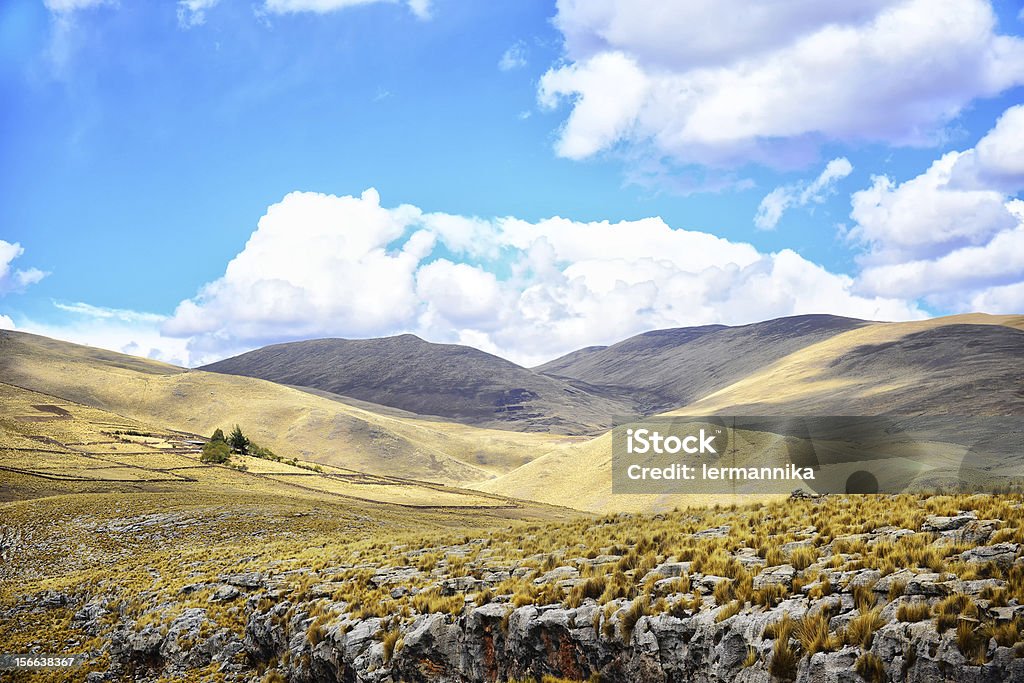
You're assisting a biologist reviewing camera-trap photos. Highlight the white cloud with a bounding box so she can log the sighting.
[0,241,47,295]
[538,51,649,160]
[849,105,1024,312]
[801,158,855,204]
[162,188,923,366]
[754,188,792,233]
[0,315,15,330]
[43,0,111,10]
[851,152,1014,264]
[406,0,430,20]
[53,301,167,324]
[162,189,432,354]
[950,104,1024,193]
[968,281,1024,312]
[856,219,1024,302]
[755,157,853,230]
[263,0,432,19]
[416,260,503,327]
[541,0,1024,168]
[553,0,900,68]
[177,0,219,27]
[499,42,528,71]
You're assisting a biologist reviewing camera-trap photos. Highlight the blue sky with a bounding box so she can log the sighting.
[1,0,1023,366]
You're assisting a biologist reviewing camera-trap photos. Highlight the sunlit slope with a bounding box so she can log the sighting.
[482,314,1024,513]
[0,380,556,513]
[0,331,578,486]
[472,431,780,513]
[536,314,866,413]
[668,314,1024,416]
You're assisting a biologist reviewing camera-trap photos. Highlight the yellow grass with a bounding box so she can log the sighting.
[0,330,579,488]
[667,314,1024,414]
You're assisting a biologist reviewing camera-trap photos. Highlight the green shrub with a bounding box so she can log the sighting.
[249,443,281,461]
[200,440,231,464]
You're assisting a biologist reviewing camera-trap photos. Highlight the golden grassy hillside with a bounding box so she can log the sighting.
[0,331,579,487]
[2,314,1019,516]
[671,314,1024,415]
[471,431,780,514]
[0,379,581,681]
[0,380,575,515]
[478,315,1024,513]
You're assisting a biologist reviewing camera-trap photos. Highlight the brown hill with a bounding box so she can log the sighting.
[202,335,631,434]
[535,314,866,413]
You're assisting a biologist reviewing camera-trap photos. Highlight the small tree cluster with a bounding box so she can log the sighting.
[200,428,232,464]
[202,425,284,466]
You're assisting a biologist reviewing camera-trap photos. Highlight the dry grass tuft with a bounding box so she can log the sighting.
[855,652,886,683]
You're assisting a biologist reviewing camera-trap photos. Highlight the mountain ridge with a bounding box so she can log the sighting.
[200,334,632,434]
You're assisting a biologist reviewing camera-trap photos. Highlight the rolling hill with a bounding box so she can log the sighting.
[0,379,554,513]
[477,314,1024,511]
[4,313,1022,514]
[535,314,867,413]
[0,330,579,487]
[670,314,1024,416]
[201,335,631,434]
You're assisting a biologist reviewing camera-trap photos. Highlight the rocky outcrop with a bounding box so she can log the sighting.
[27,506,1024,682]
[235,592,1024,683]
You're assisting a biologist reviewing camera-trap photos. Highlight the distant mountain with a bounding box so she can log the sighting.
[672,316,1024,416]
[3,313,1022,514]
[201,334,631,434]
[536,314,866,413]
[477,314,1024,512]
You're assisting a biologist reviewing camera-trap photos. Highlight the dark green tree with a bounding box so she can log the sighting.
[210,428,226,443]
[228,424,249,455]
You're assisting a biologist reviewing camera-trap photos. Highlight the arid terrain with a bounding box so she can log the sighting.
[1,313,1023,681]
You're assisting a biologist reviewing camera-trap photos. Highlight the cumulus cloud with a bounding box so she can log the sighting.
[416,260,503,327]
[177,0,219,27]
[499,42,528,71]
[163,188,923,366]
[0,315,15,330]
[849,105,1024,312]
[755,157,853,230]
[950,105,1024,193]
[0,241,47,295]
[406,0,430,20]
[540,0,1024,168]
[263,0,432,19]
[162,189,431,351]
